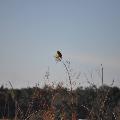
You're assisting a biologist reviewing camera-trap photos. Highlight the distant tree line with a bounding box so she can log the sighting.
[0,84,120,119]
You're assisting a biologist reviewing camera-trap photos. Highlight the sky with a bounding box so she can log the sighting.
[0,0,120,88]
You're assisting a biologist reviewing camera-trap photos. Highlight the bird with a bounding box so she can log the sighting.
[54,50,62,61]
[57,51,62,59]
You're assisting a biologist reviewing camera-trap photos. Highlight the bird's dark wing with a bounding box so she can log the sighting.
[57,51,62,58]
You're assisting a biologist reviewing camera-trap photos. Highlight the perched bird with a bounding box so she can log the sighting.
[57,51,62,59]
[54,50,62,61]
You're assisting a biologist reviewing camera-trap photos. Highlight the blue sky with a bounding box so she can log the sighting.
[0,0,120,88]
